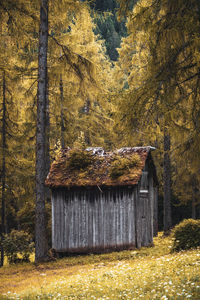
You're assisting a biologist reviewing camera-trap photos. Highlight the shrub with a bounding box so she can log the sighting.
[2,230,34,263]
[17,201,52,247]
[171,218,200,252]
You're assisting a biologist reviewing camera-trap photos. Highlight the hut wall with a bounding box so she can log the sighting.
[137,190,153,248]
[137,165,155,247]
[52,187,138,253]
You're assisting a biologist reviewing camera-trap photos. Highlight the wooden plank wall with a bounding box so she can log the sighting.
[52,187,137,252]
[137,173,154,248]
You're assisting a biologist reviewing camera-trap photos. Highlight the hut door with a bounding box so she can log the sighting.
[139,171,150,247]
[139,192,149,246]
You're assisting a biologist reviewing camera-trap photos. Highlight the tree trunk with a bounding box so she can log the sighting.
[163,127,172,235]
[59,74,65,149]
[191,180,197,219]
[84,99,91,145]
[45,81,50,177]
[192,198,196,219]
[45,81,51,201]
[0,71,6,267]
[35,0,49,263]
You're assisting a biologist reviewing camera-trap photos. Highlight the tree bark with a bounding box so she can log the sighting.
[45,81,51,201]
[163,127,172,235]
[59,74,65,149]
[0,71,6,267]
[84,99,91,145]
[45,81,50,177]
[191,180,197,219]
[35,0,49,262]
[192,199,196,219]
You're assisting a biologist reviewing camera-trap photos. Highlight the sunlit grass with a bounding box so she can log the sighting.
[0,233,200,299]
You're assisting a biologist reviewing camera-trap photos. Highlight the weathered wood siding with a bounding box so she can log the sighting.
[137,192,152,248]
[52,187,137,252]
[136,164,156,247]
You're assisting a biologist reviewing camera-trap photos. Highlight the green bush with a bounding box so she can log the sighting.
[2,230,34,263]
[171,219,200,252]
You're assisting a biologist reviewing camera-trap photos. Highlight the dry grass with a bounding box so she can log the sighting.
[0,233,200,299]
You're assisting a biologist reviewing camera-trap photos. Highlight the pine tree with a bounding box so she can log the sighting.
[90,0,127,61]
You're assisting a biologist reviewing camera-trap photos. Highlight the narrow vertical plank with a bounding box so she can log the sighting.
[101,191,105,248]
[55,191,60,250]
[85,190,89,248]
[61,192,64,250]
[51,193,55,249]
[56,191,60,250]
[78,190,81,247]
[132,189,135,246]
[88,191,92,248]
[70,192,74,248]
[135,187,141,248]
[64,192,68,249]
[116,190,119,245]
[128,190,131,244]
[92,194,96,247]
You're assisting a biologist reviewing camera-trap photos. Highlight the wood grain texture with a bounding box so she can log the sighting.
[52,187,138,252]
[51,157,159,253]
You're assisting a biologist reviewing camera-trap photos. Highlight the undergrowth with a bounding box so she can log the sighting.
[0,233,200,299]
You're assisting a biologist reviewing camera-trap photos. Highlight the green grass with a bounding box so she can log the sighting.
[0,233,200,299]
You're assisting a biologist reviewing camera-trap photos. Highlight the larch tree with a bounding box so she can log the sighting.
[47,3,115,150]
[35,0,49,262]
[35,0,115,261]
[116,0,200,230]
[0,4,34,265]
[0,71,6,267]
[0,0,41,266]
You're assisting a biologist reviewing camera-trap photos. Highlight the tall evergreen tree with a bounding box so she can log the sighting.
[0,71,6,267]
[35,0,49,262]
[90,0,127,61]
[116,0,200,228]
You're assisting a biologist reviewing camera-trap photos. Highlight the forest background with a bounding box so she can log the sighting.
[0,0,200,263]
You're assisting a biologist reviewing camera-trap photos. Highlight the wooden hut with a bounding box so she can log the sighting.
[46,146,158,253]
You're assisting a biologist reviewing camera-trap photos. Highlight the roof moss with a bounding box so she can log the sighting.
[45,147,152,188]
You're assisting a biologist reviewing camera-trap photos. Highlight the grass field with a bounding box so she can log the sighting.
[0,233,199,299]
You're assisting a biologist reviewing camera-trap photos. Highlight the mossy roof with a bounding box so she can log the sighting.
[45,146,155,188]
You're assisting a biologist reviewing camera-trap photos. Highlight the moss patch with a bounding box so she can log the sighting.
[110,153,141,180]
[46,147,149,187]
[66,149,94,171]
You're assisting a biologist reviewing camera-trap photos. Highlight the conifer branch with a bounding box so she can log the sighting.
[0,1,38,22]
[25,79,38,95]
[176,72,200,87]
[49,34,96,84]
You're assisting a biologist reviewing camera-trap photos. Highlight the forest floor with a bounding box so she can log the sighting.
[0,233,200,299]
